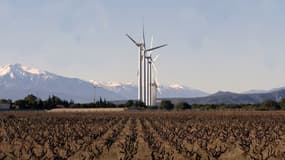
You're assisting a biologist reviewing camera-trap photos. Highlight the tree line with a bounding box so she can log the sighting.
[1,94,285,110]
[0,94,116,110]
[120,99,285,111]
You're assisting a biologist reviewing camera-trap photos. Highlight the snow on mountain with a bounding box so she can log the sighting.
[168,84,185,89]
[90,80,135,88]
[90,81,209,99]
[0,64,209,102]
[90,80,138,99]
[158,84,208,98]
[0,64,123,102]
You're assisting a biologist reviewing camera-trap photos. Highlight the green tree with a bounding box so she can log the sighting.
[0,99,12,104]
[175,101,192,110]
[51,95,63,106]
[260,100,281,110]
[134,101,146,108]
[24,94,38,108]
[38,99,44,109]
[160,100,174,110]
[14,100,27,109]
[125,100,134,108]
[279,98,285,110]
[43,95,63,109]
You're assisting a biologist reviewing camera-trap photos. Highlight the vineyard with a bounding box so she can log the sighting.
[0,111,285,160]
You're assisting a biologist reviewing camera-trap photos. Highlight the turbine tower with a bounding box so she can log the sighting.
[126,26,167,105]
[146,51,160,105]
[126,33,144,102]
[144,36,166,106]
[145,36,153,106]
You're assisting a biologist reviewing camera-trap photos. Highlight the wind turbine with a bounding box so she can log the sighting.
[145,36,165,106]
[126,32,145,102]
[126,26,167,105]
[145,36,155,106]
[147,53,160,106]
[144,32,167,106]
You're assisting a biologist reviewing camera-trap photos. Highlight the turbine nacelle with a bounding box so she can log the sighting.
[126,34,167,52]
[126,34,144,47]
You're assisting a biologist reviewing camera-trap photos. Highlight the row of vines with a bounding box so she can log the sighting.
[0,111,285,159]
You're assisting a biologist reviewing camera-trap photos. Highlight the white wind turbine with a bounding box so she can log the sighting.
[126,26,167,105]
[146,36,162,106]
[126,33,144,102]
[151,54,161,106]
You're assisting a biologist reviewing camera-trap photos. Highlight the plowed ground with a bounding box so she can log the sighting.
[0,111,285,160]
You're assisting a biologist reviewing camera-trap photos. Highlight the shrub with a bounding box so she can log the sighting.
[279,98,285,110]
[160,100,174,110]
[14,100,27,109]
[175,102,192,110]
[134,101,146,108]
[260,100,281,110]
[125,100,134,108]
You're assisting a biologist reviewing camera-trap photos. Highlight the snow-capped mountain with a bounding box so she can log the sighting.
[90,81,208,99]
[158,84,208,98]
[90,80,138,99]
[0,64,209,102]
[0,64,123,102]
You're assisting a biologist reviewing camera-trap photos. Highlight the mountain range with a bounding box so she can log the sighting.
[0,64,208,102]
[169,89,285,104]
[1,64,285,104]
[89,81,208,100]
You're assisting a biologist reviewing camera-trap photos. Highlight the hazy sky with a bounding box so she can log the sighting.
[0,0,285,93]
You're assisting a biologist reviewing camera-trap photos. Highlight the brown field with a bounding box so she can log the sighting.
[48,108,126,113]
[0,111,285,160]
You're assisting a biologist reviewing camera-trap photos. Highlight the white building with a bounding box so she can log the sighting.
[0,104,10,110]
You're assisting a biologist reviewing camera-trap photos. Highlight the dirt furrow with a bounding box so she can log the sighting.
[96,118,131,160]
[143,118,186,160]
[133,118,152,160]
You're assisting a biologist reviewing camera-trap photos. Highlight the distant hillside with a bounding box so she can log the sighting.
[168,89,285,104]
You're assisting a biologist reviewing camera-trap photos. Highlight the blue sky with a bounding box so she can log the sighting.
[0,0,285,93]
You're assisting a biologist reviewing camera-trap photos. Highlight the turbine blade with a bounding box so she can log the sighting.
[152,63,158,73]
[154,80,161,94]
[157,87,162,94]
[126,34,139,46]
[153,54,160,62]
[143,24,146,48]
[149,36,154,55]
[150,36,154,48]
[146,44,167,52]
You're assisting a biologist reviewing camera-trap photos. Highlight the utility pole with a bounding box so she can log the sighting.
[93,85,96,103]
